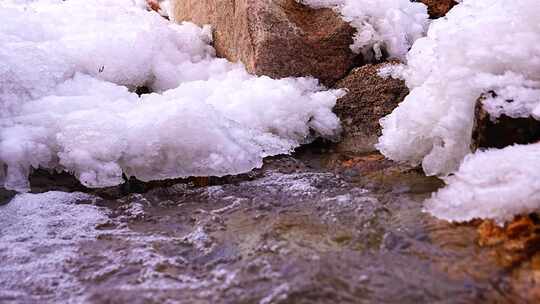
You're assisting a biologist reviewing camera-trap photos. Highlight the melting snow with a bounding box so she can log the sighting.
[0,0,342,191]
[377,0,540,176]
[425,144,540,225]
[377,0,540,223]
[298,0,429,61]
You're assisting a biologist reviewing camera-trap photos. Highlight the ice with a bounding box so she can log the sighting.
[481,81,540,120]
[377,0,540,176]
[0,191,108,301]
[135,0,172,18]
[0,191,105,242]
[425,144,540,224]
[376,0,540,223]
[377,63,406,80]
[247,172,335,197]
[0,0,343,191]
[298,0,429,61]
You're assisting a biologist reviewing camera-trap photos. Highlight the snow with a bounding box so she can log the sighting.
[298,0,429,61]
[481,84,540,120]
[134,0,172,18]
[425,144,540,224]
[0,0,343,191]
[377,63,406,80]
[377,0,540,176]
[376,0,540,223]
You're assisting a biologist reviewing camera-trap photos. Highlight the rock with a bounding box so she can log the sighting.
[171,0,359,86]
[477,215,540,268]
[146,0,160,12]
[471,92,540,151]
[418,0,458,18]
[332,62,408,153]
[142,0,170,17]
[0,188,17,206]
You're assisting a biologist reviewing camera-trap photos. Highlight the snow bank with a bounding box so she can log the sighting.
[376,0,540,223]
[0,0,342,191]
[298,0,429,61]
[377,0,540,176]
[425,144,540,224]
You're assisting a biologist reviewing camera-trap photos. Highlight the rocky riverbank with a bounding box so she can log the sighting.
[2,144,539,302]
[2,0,540,302]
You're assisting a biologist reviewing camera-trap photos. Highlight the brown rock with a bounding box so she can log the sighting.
[419,0,458,18]
[171,0,359,86]
[146,0,160,12]
[332,62,408,153]
[471,92,540,151]
[477,215,540,268]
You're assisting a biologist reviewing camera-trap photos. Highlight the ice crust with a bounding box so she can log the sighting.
[299,0,429,61]
[0,0,343,191]
[376,0,540,223]
[0,191,107,301]
[425,144,540,224]
[377,0,540,176]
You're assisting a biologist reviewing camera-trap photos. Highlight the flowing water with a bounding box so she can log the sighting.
[0,145,536,303]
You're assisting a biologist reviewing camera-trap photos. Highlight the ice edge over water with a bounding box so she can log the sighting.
[0,0,343,191]
[377,0,540,223]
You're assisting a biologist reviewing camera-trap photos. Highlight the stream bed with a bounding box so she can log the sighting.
[0,145,537,303]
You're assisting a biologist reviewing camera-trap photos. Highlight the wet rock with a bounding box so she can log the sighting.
[332,62,408,153]
[418,0,458,18]
[477,215,540,268]
[171,0,359,86]
[142,0,170,18]
[135,86,151,96]
[510,249,540,301]
[471,93,540,151]
[0,188,17,206]
[146,0,160,12]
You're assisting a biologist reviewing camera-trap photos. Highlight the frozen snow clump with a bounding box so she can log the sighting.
[425,144,540,224]
[377,0,540,223]
[378,0,540,176]
[0,0,342,191]
[299,0,429,61]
